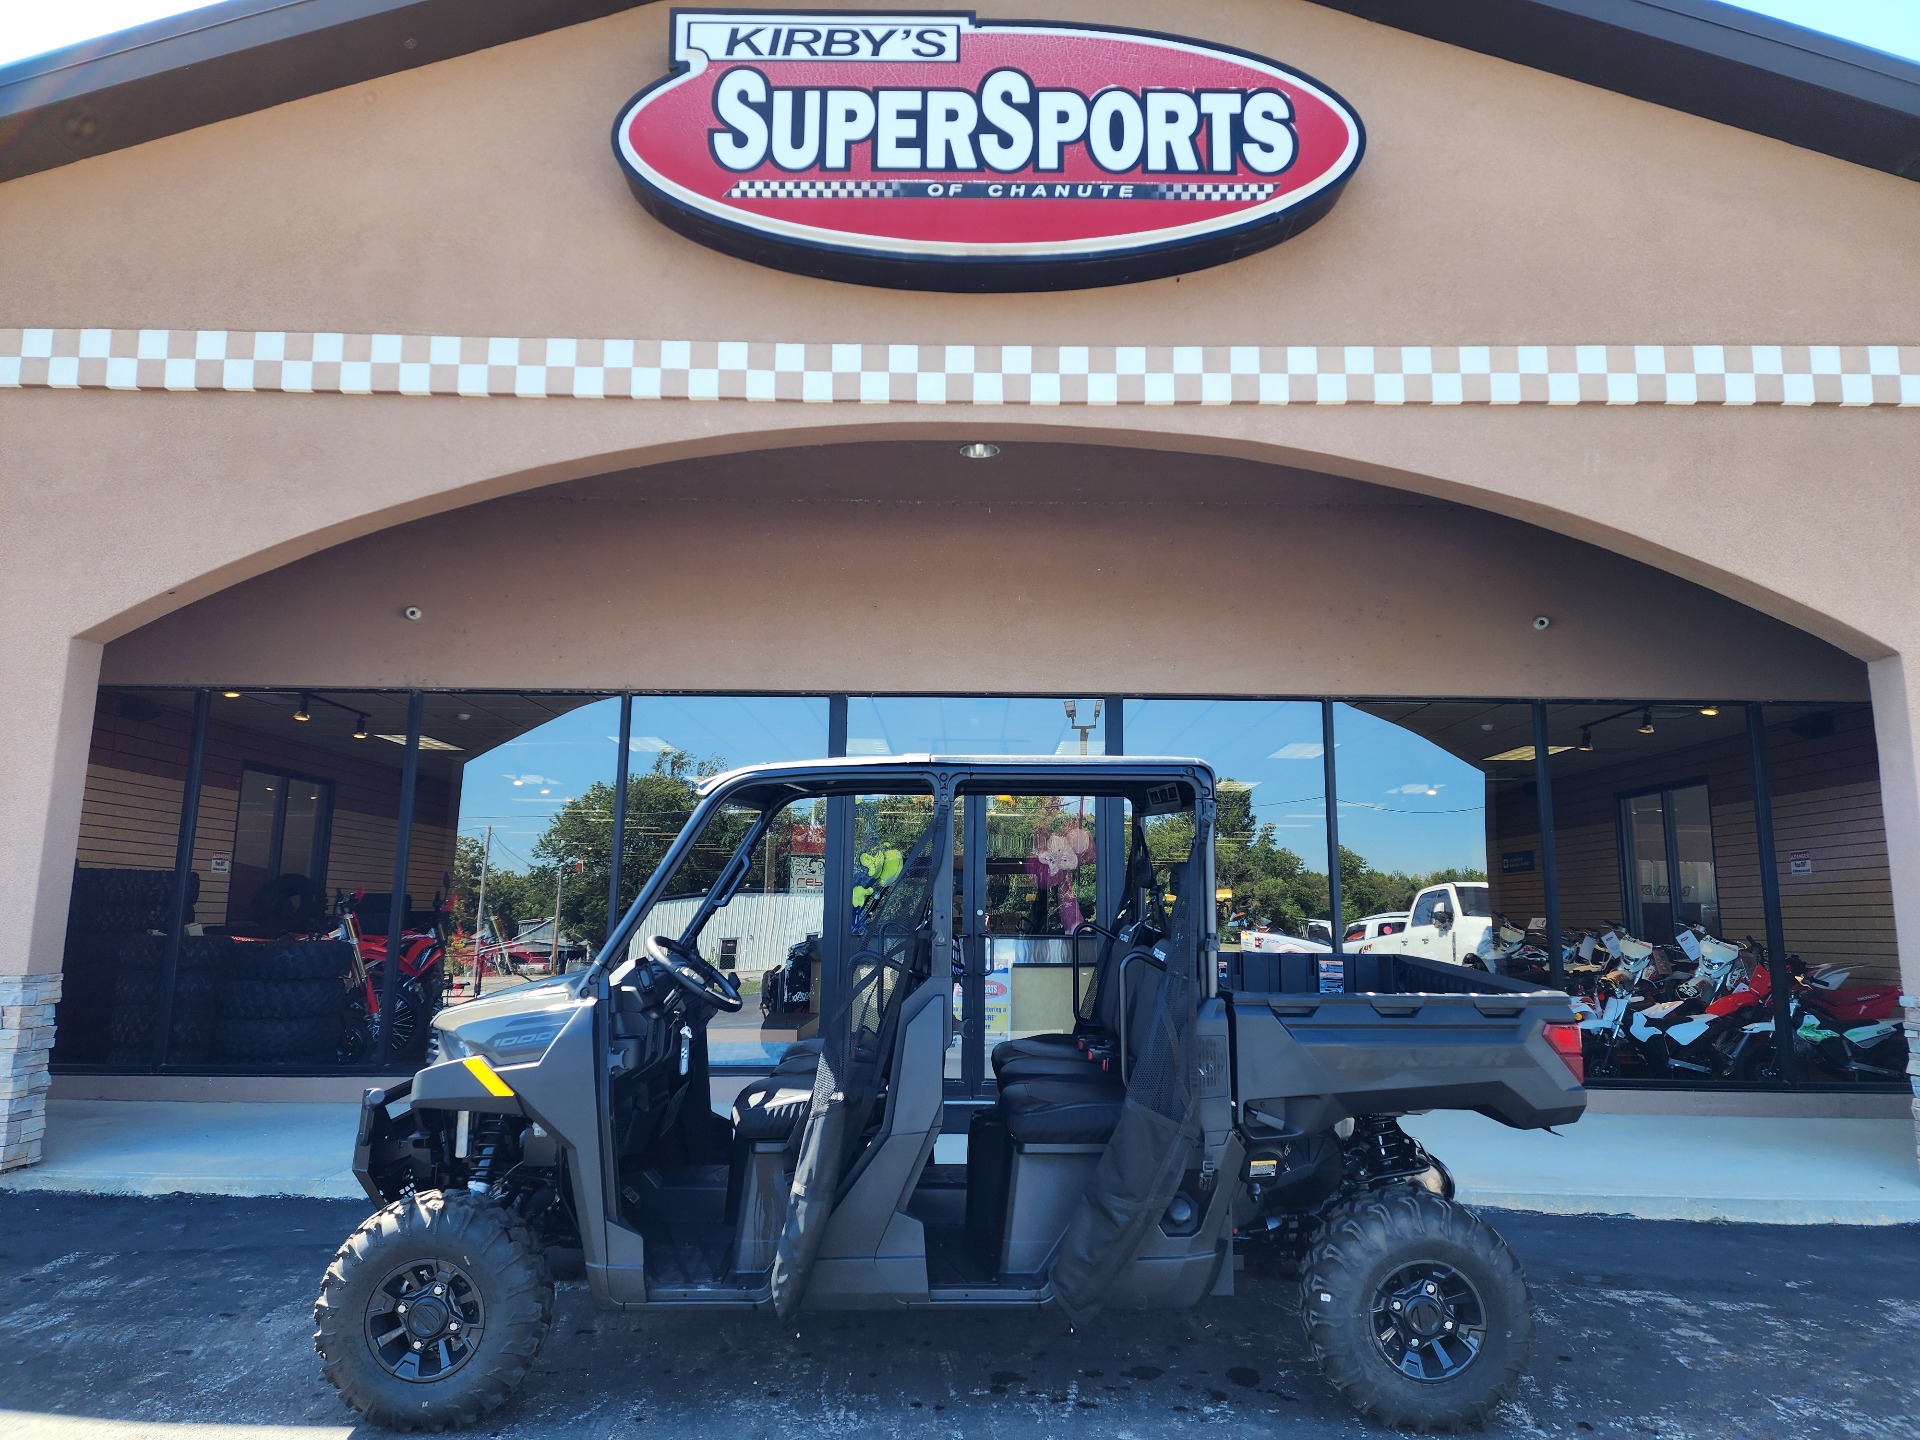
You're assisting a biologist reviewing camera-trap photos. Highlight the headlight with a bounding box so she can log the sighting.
[431,1027,469,1062]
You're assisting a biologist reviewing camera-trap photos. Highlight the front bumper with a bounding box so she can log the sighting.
[353,1079,416,1206]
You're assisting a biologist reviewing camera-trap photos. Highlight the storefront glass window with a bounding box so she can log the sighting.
[852,696,1106,1079]
[1125,699,1330,948]
[1539,702,1772,1086]
[845,695,1104,757]
[1758,703,1905,1087]
[52,688,203,1070]
[1334,702,1526,967]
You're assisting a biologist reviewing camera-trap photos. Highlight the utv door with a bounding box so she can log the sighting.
[770,788,951,1316]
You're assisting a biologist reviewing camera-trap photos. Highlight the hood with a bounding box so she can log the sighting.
[433,970,591,1067]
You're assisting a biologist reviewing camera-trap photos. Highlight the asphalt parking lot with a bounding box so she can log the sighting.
[1,1195,1916,1439]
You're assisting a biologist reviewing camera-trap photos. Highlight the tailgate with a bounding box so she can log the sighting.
[1229,989,1585,1134]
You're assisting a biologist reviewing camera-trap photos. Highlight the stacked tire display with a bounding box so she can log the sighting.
[54,867,199,1065]
[109,934,229,1067]
[217,941,353,1067]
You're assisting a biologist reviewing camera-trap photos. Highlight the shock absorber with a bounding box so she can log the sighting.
[466,1116,512,1193]
[1344,1115,1426,1186]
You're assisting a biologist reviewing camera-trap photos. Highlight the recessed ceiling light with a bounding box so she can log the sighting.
[1699,705,1720,717]
[221,690,242,699]
[959,442,1000,459]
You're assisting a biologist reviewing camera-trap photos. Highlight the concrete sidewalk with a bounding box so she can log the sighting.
[4,1097,1918,1223]
[0,1099,365,1199]
[1403,1111,1920,1224]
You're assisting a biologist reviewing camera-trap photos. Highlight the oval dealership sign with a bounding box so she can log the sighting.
[612,11,1365,291]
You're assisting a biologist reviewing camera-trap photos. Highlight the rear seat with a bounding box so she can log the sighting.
[997,1072,1125,1145]
[992,942,1168,1147]
[990,925,1159,1085]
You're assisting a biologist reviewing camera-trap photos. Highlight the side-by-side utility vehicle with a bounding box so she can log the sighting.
[317,758,1586,1431]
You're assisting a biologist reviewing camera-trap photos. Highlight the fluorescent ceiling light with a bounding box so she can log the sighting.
[1483,744,1574,762]
[1269,742,1325,760]
[846,739,891,755]
[611,735,675,752]
[377,733,464,752]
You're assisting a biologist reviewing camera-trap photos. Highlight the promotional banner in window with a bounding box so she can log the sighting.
[612,11,1366,290]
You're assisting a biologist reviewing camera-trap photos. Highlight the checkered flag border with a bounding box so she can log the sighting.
[1154,182,1277,201]
[2,329,1916,407]
[728,179,902,199]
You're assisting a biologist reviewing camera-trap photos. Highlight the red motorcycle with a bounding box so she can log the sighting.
[331,887,452,1062]
[1719,959,1908,1083]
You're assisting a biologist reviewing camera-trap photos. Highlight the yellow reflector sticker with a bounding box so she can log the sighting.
[463,1056,515,1098]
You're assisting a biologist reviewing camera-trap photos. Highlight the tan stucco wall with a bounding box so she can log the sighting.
[99,445,1869,701]
[3,0,1919,1023]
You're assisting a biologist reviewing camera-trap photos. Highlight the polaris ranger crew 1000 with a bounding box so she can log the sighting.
[320,757,1586,1431]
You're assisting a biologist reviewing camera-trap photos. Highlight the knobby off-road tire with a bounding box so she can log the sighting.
[315,1190,553,1431]
[243,940,353,983]
[1299,1188,1532,1433]
[224,978,344,1020]
[215,1012,339,1061]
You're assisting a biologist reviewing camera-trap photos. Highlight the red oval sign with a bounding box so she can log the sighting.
[613,11,1365,291]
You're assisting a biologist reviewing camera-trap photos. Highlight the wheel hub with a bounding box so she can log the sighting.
[1370,1262,1485,1383]
[365,1261,485,1383]
[403,1297,450,1339]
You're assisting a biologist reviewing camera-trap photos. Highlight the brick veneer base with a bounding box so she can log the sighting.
[0,973,61,1172]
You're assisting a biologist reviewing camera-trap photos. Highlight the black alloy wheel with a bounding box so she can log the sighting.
[1300,1188,1531,1430]
[315,1190,552,1429]
[1368,1261,1485,1382]
[364,1258,486,1383]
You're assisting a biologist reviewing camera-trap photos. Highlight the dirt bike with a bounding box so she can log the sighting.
[1722,963,1910,1083]
[331,888,451,1063]
[1569,926,1669,1076]
[1610,927,1760,1078]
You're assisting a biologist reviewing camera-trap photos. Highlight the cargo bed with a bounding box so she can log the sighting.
[1224,950,1586,1134]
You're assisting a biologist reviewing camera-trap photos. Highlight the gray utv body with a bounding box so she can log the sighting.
[353,755,1585,1320]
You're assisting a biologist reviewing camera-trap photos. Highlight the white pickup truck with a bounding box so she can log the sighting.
[1354,880,1495,969]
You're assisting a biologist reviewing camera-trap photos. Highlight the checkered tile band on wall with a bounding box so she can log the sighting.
[2,330,1916,405]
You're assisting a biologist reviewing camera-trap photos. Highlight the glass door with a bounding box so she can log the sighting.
[225,766,333,928]
[1619,783,1720,942]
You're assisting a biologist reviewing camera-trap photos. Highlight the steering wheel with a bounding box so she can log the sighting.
[643,935,743,1013]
